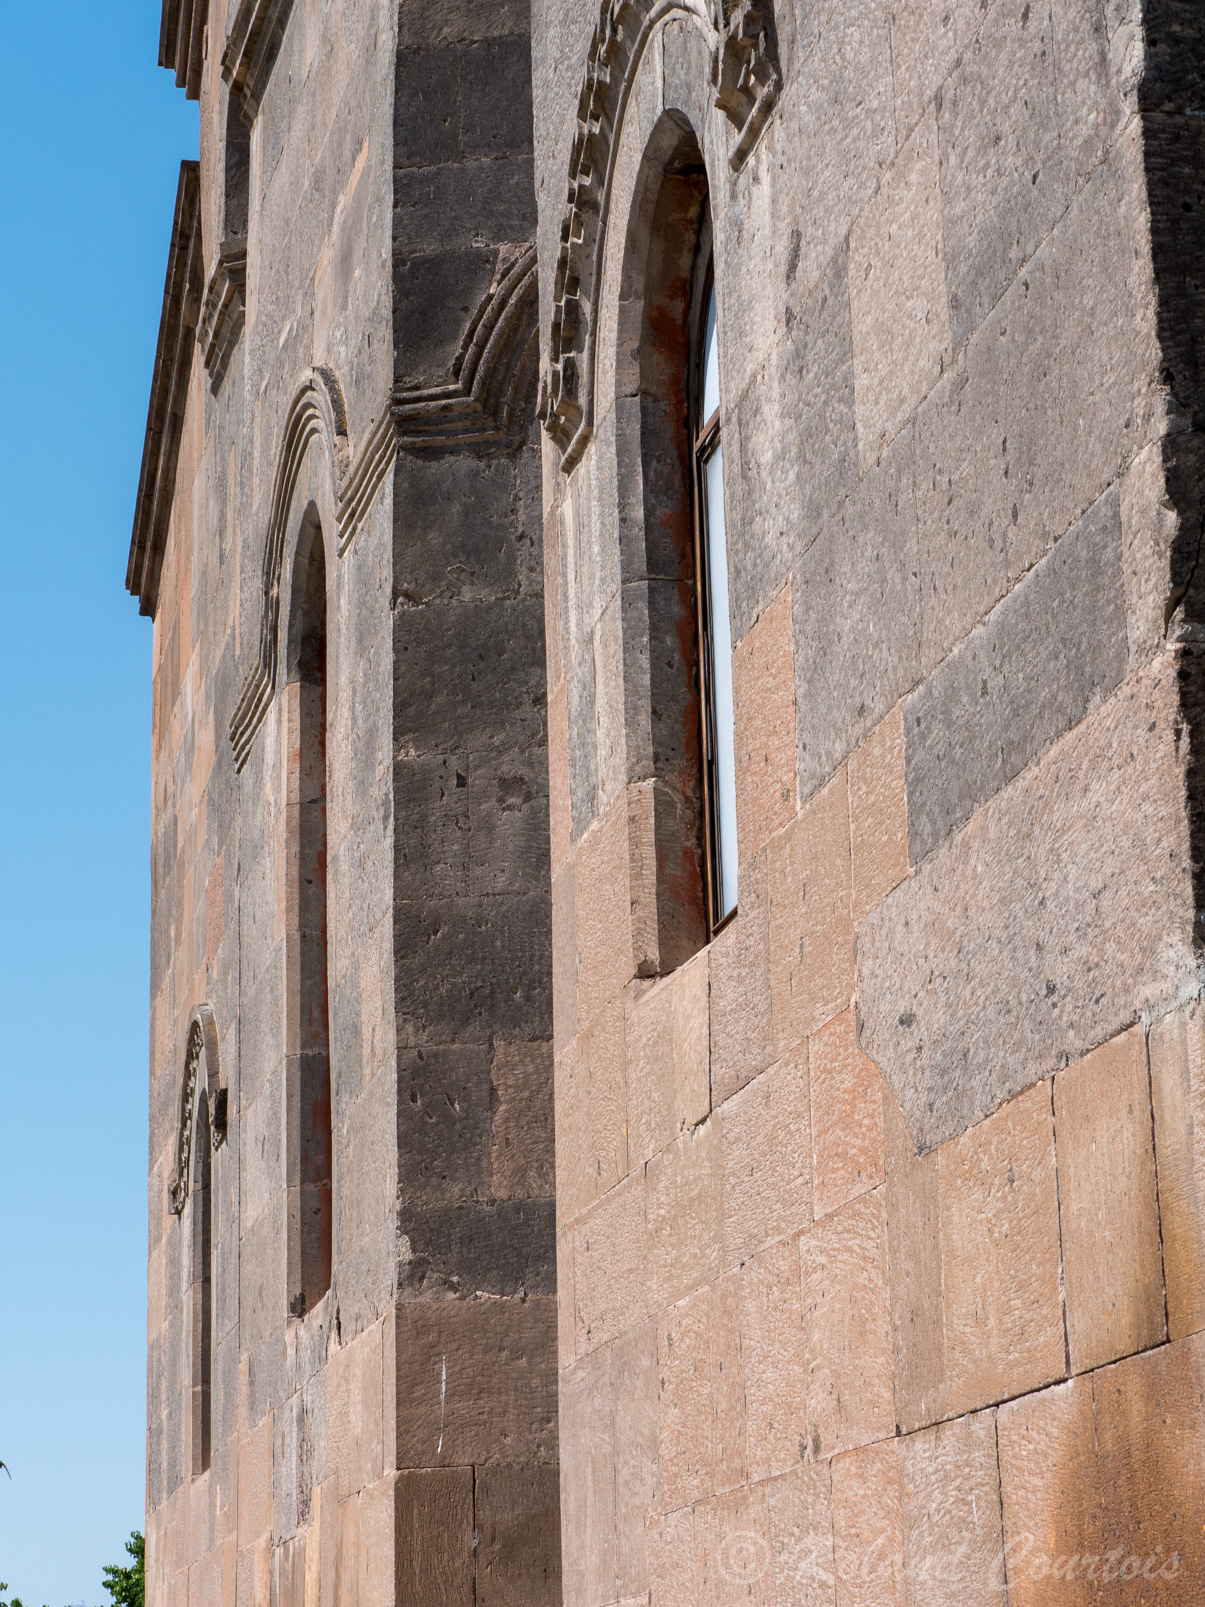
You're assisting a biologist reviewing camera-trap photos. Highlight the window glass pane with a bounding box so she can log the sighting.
[702,285,720,423]
[704,440,738,918]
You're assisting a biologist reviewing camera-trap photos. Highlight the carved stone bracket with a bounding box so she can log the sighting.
[168,1006,226,1217]
[199,240,248,393]
[229,367,396,769]
[540,0,780,472]
[392,245,540,451]
[222,0,295,123]
[712,1,781,169]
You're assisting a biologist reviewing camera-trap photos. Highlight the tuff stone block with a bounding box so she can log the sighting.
[658,1287,715,1511]
[830,1439,906,1607]
[1149,1000,1205,1339]
[1055,1026,1166,1372]
[612,1317,660,1597]
[490,1040,555,1201]
[792,427,923,803]
[847,706,909,926]
[558,1344,618,1607]
[897,1410,1006,1607]
[860,663,1196,1151]
[721,1046,811,1267]
[733,586,797,864]
[739,1236,809,1481]
[848,104,951,468]
[575,802,634,1027]
[764,1461,836,1607]
[708,1272,747,1495]
[475,1464,562,1607]
[769,767,854,1053]
[394,1469,475,1607]
[905,485,1128,863]
[573,1170,649,1353]
[646,1117,722,1311]
[800,1190,895,1459]
[709,851,774,1103]
[809,1012,885,1221]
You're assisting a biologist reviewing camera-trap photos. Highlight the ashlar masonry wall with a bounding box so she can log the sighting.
[534,1,1205,1602]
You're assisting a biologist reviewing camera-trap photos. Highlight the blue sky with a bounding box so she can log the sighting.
[0,7,198,1602]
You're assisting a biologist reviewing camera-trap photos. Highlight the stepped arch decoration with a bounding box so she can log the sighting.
[229,366,396,769]
[392,243,541,449]
[540,0,780,470]
[169,1005,226,1217]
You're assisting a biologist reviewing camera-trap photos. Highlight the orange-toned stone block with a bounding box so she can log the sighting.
[733,583,798,862]
[831,1439,906,1607]
[648,1506,697,1607]
[646,1116,722,1311]
[576,802,634,1027]
[658,1287,715,1511]
[694,1482,772,1607]
[765,1461,836,1607]
[573,1168,649,1353]
[237,1413,274,1548]
[709,1271,747,1494]
[998,1375,1100,1607]
[1093,1331,1205,1594]
[557,1229,576,1368]
[898,1410,1005,1607]
[627,978,676,1166]
[721,1045,811,1267]
[557,998,628,1225]
[939,1083,1065,1417]
[1055,1026,1166,1373]
[848,706,908,925]
[739,1236,809,1481]
[883,1090,947,1433]
[709,851,774,1103]
[769,767,855,1053]
[1149,1000,1205,1339]
[613,1317,660,1601]
[801,1189,895,1459]
[673,949,711,1135]
[809,1011,885,1219]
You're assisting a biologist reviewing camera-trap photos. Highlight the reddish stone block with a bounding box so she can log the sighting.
[801,1190,895,1459]
[769,768,855,1053]
[831,1440,906,1607]
[1149,1001,1205,1340]
[740,1236,809,1481]
[733,583,798,863]
[658,1287,715,1511]
[721,1045,811,1267]
[1055,1025,1166,1372]
[847,707,908,926]
[809,1011,885,1220]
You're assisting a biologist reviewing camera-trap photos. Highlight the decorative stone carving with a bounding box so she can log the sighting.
[127,162,204,617]
[392,245,539,451]
[199,240,248,393]
[229,367,396,769]
[169,1005,226,1217]
[222,0,295,123]
[712,0,781,168]
[540,0,780,471]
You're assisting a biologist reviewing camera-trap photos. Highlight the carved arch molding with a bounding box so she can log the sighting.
[540,0,780,470]
[169,1005,226,1216]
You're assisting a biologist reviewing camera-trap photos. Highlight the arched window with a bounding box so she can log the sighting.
[190,1091,212,1476]
[691,270,738,927]
[286,516,333,1316]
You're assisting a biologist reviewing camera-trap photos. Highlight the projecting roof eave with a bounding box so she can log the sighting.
[127,161,203,619]
[159,0,206,101]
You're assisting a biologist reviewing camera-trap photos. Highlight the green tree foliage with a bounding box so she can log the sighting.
[101,1534,144,1607]
[0,1583,49,1607]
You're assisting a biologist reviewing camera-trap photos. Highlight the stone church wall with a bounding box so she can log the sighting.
[534,1,1205,1602]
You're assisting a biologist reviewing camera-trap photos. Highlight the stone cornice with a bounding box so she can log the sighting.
[222,0,295,123]
[159,0,207,101]
[127,161,204,618]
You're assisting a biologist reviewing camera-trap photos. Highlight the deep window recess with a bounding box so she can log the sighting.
[190,1091,213,1476]
[692,274,738,928]
[288,520,334,1316]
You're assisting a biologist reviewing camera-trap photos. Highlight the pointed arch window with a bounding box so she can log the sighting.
[692,273,738,928]
[190,1091,213,1475]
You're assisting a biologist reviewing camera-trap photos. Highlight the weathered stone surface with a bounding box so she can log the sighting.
[1055,1026,1166,1372]
[860,663,1195,1151]
[898,1410,1005,1607]
[739,1237,809,1482]
[733,584,797,864]
[830,1439,906,1607]
[848,104,951,468]
[792,426,922,802]
[658,1287,715,1511]
[800,1190,895,1458]
[1149,1000,1205,1339]
[905,485,1128,863]
[475,1464,562,1607]
[848,706,910,927]
[808,1011,885,1221]
[721,1047,811,1267]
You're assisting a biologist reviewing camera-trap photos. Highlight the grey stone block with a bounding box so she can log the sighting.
[793,423,922,801]
[858,661,1195,1152]
[397,1044,492,1206]
[396,1199,556,1297]
[906,483,1128,863]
